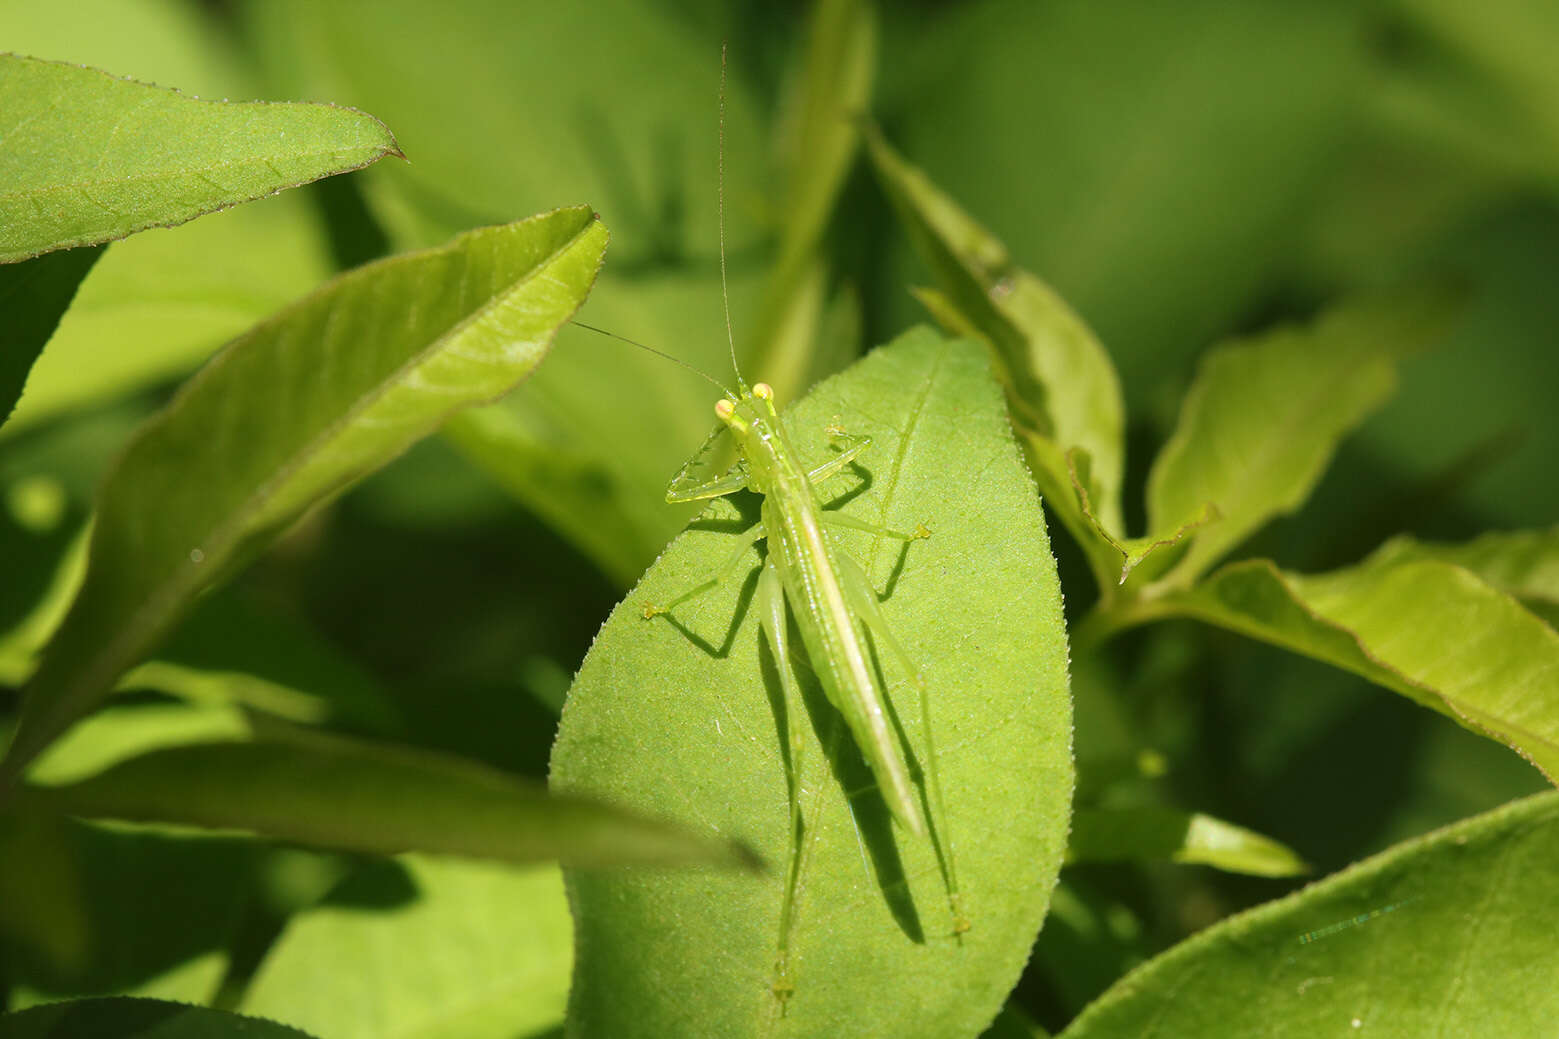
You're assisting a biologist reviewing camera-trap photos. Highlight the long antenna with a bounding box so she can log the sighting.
[717,40,745,391]
[573,320,734,397]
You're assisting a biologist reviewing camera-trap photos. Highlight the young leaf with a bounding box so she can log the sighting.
[551,331,1074,1038]
[0,207,608,781]
[18,734,750,870]
[1058,791,1559,1037]
[239,856,571,1039]
[0,54,400,262]
[1067,808,1309,878]
[865,129,1126,547]
[0,246,103,428]
[1146,288,1460,586]
[0,997,317,1038]
[1144,553,1559,783]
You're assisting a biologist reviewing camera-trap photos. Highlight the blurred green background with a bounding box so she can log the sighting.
[2,0,1555,1031]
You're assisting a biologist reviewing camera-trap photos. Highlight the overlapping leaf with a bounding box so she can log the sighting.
[1059,792,1559,1037]
[0,207,608,779]
[1146,288,1460,586]
[552,331,1073,1038]
[1364,526,1559,610]
[1145,550,1559,783]
[0,54,399,262]
[866,128,1125,590]
[19,735,747,870]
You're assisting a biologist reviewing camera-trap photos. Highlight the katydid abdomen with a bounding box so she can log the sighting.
[757,436,926,837]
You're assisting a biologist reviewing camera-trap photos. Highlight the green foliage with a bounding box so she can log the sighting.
[1067,808,1309,879]
[0,248,102,428]
[3,1,1558,1036]
[0,997,317,1038]
[1145,289,1461,585]
[552,332,1071,1036]
[1,208,608,778]
[1058,793,1559,1037]
[237,857,570,1039]
[19,734,752,870]
[0,54,399,262]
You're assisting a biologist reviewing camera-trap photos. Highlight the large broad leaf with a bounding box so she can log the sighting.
[0,207,608,780]
[239,856,571,1039]
[551,331,1073,1038]
[0,246,102,428]
[1141,551,1559,784]
[0,998,316,1039]
[0,53,399,262]
[1145,288,1459,586]
[16,734,751,870]
[1058,791,1559,1037]
[865,129,1125,584]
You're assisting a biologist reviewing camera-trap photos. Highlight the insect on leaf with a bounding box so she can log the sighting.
[551,330,1073,1038]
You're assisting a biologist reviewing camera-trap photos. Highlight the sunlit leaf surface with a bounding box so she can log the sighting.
[553,331,1073,1038]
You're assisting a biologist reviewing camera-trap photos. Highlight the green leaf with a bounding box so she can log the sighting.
[442,262,765,586]
[1067,808,1310,878]
[1363,526,1559,610]
[1058,791,1559,1037]
[0,246,102,428]
[0,207,608,780]
[3,193,335,438]
[18,733,752,871]
[0,997,317,1039]
[239,856,570,1039]
[865,129,1126,547]
[0,53,399,262]
[244,0,762,255]
[1146,553,1559,784]
[1146,288,1460,586]
[551,331,1073,1037]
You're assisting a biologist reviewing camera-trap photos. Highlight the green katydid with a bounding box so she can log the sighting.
[574,43,966,1007]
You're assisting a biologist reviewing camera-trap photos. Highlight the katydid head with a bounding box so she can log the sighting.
[713,381,779,434]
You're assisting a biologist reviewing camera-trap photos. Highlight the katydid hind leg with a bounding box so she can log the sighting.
[757,558,807,1009]
[835,552,968,935]
[820,509,931,543]
[642,521,765,618]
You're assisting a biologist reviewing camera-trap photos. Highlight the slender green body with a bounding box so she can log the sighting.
[646,379,962,1006]
[723,386,924,833]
